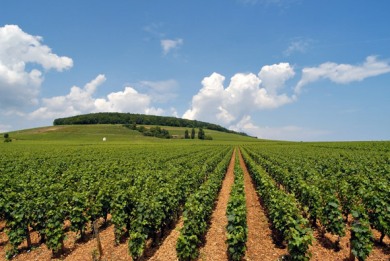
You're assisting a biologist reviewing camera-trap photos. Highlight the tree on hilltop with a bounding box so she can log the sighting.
[198,128,205,140]
[3,133,11,143]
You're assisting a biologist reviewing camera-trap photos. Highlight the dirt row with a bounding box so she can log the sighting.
[0,149,389,260]
[239,150,288,261]
[148,148,289,261]
[196,148,236,260]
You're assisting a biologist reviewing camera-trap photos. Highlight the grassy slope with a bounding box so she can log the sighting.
[4,125,388,146]
[3,124,259,145]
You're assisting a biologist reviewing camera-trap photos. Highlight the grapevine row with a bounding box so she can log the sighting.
[176,148,233,260]
[240,148,313,260]
[225,151,248,261]
[243,147,346,242]
[241,143,389,260]
[0,144,231,259]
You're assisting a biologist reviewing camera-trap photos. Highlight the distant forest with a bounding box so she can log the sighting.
[53,112,249,136]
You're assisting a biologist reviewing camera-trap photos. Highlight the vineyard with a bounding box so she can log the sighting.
[0,126,389,260]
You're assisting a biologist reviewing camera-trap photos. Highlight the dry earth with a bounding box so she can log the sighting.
[0,149,389,261]
[197,149,236,261]
[238,150,288,261]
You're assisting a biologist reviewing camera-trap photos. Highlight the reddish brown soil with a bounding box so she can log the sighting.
[237,150,389,261]
[0,220,131,261]
[238,150,288,261]
[0,221,5,231]
[309,224,390,261]
[148,217,183,261]
[62,225,129,261]
[197,149,236,261]
[0,149,389,261]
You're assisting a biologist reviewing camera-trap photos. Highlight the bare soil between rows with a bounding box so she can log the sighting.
[148,216,184,261]
[196,149,236,261]
[0,148,389,260]
[238,150,288,261]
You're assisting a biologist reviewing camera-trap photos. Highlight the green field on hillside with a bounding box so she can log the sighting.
[1,124,389,260]
[2,124,259,144]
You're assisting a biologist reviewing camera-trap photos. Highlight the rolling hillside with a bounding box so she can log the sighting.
[4,124,258,144]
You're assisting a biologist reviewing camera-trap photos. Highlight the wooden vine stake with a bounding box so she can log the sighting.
[93,220,103,259]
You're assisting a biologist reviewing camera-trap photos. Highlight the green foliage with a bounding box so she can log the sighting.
[0,142,232,259]
[45,208,65,255]
[123,123,137,130]
[241,148,313,260]
[245,146,344,240]
[5,221,28,259]
[191,128,195,139]
[142,126,171,138]
[241,141,389,260]
[3,133,11,142]
[320,196,345,237]
[111,188,135,244]
[4,123,256,143]
[0,130,388,261]
[363,185,389,243]
[350,207,373,261]
[176,149,233,260]
[129,231,147,260]
[124,124,171,138]
[68,192,89,240]
[184,129,190,139]
[226,153,247,261]
[53,112,249,136]
[176,234,200,260]
[198,128,205,140]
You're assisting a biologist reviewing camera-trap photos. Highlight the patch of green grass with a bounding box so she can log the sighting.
[3,124,258,145]
[7,125,140,144]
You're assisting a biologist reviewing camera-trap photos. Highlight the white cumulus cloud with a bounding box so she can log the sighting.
[161,38,183,55]
[183,72,227,124]
[295,55,390,93]
[94,87,152,113]
[30,75,166,120]
[183,63,295,126]
[259,63,295,94]
[30,74,106,119]
[0,25,73,110]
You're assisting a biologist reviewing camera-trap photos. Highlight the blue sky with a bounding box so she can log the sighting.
[1,0,389,141]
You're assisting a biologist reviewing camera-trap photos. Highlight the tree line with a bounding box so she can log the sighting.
[124,123,211,140]
[184,127,212,140]
[123,124,171,139]
[53,112,249,137]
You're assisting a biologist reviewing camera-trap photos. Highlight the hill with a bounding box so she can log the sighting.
[53,112,250,137]
[5,124,258,144]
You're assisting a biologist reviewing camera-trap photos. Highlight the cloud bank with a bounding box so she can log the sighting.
[0,24,73,111]
[30,75,166,120]
[183,56,390,140]
[183,63,295,126]
[2,25,389,141]
[295,55,390,93]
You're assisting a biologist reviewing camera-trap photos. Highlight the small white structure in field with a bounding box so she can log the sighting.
[102,137,107,142]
